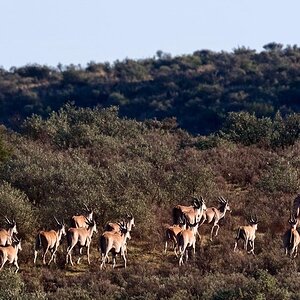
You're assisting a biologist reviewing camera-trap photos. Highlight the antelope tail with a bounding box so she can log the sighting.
[99,235,107,256]
[70,217,76,228]
[289,230,294,248]
[166,228,177,244]
[66,231,72,248]
[177,233,184,254]
[35,233,43,251]
[235,227,241,240]
[172,207,182,225]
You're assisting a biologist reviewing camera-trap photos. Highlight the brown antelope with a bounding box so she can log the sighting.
[177,218,199,266]
[283,214,300,258]
[173,196,207,225]
[100,222,130,269]
[34,217,66,265]
[234,215,258,255]
[105,214,135,240]
[163,217,186,256]
[200,196,231,241]
[0,235,22,273]
[0,216,18,246]
[71,204,94,228]
[66,218,97,266]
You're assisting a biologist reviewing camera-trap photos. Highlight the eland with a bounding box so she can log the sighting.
[66,218,97,266]
[173,196,207,225]
[163,217,186,256]
[234,215,258,255]
[100,221,130,269]
[0,235,22,273]
[34,217,66,265]
[283,214,300,258]
[200,196,231,241]
[71,204,94,229]
[177,218,199,266]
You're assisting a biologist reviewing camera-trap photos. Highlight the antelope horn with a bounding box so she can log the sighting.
[54,216,60,225]
[83,203,90,211]
[254,214,258,223]
[126,213,133,219]
[291,212,296,223]
[3,216,12,224]
[12,234,20,243]
[249,215,254,223]
[221,196,227,203]
[218,197,225,203]
[84,216,92,224]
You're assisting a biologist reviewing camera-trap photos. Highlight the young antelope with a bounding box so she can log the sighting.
[0,235,22,273]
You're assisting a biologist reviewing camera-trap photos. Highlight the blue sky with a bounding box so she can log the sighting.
[1,0,299,69]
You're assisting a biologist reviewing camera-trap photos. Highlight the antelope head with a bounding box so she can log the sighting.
[126,213,135,230]
[83,204,93,221]
[85,217,97,234]
[119,221,130,240]
[192,196,207,222]
[54,216,66,236]
[249,214,258,230]
[289,213,298,229]
[178,215,187,230]
[193,196,207,210]
[218,196,232,213]
[12,235,22,251]
[4,216,18,234]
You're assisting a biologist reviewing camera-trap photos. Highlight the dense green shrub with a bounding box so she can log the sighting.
[0,271,25,300]
[257,158,299,194]
[0,181,36,237]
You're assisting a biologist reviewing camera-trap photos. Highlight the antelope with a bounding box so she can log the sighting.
[0,235,22,273]
[173,196,207,225]
[100,221,130,269]
[283,214,300,258]
[177,218,199,266]
[0,216,18,246]
[66,218,97,266]
[105,214,135,238]
[33,217,66,265]
[71,204,94,228]
[163,217,186,256]
[200,196,231,241]
[234,215,258,255]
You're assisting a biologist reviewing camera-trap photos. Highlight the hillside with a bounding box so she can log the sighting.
[0,105,299,299]
[1,43,300,134]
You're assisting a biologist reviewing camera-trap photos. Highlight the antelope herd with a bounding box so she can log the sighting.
[1,195,300,272]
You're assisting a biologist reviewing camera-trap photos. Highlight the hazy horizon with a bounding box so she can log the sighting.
[1,0,300,69]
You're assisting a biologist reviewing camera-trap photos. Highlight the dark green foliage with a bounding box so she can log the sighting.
[221,111,300,148]
[2,45,300,134]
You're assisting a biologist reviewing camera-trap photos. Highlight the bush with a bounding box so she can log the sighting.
[0,271,25,300]
[0,181,36,237]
